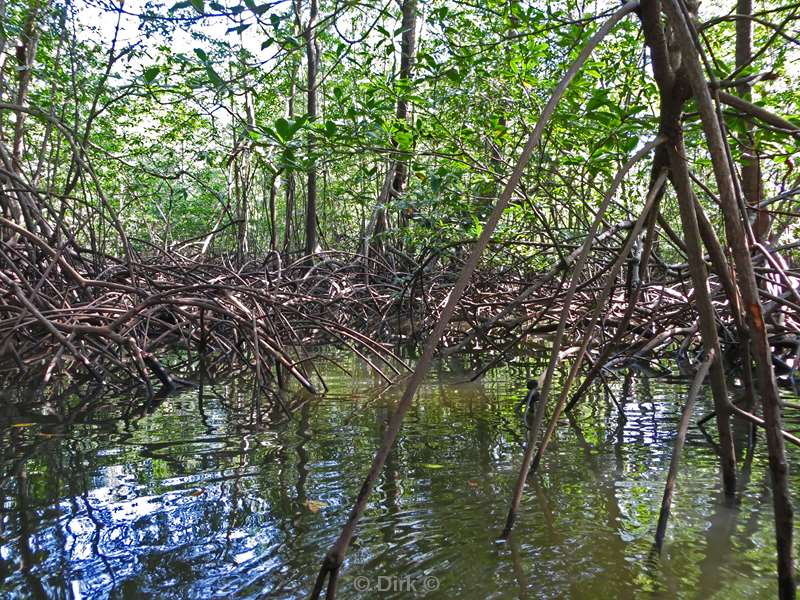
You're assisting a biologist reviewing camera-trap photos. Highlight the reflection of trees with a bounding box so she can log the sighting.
[0,364,793,598]
[1,380,290,597]
[14,463,47,600]
[563,413,635,598]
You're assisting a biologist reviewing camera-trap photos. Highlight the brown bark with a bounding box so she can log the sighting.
[662,1,794,595]
[667,129,737,496]
[391,0,417,203]
[363,0,418,257]
[303,0,319,258]
[3,0,44,231]
[735,0,768,241]
[639,0,737,498]
[284,58,299,252]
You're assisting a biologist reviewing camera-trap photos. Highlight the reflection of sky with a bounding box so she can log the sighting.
[0,367,790,599]
[2,461,285,597]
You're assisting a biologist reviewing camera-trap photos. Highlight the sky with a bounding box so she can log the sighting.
[76,0,279,80]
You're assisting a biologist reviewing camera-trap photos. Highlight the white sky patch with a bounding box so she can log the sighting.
[75,0,279,80]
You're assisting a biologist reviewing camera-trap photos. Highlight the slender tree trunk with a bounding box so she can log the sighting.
[735,0,768,241]
[269,173,278,252]
[284,61,298,253]
[363,0,417,257]
[638,0,738,499]
[12,0,41,170]
[236,84,255,262]
[303,0,319,258]
[667,128,737,496]
[662,1,794,595]
[0,0,6,63]
[5,0,43,231]
[392,0,417,213]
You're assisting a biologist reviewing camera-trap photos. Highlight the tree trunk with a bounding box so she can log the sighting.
[4,0,44,231]
[303,0,319,258]
[363,0,417,258]
[667,128,738,496]
[735,0,768,241]
[284,59,298,253]
[269,173,278,252]
[392,0,417,212]
[638,0,738,498]
[662,1,795,595]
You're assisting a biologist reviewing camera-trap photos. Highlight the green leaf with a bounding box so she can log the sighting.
[444,68,460,83]
[170,0,192,11]
[194,48,209,62]
[274,117,292,142]
[258,126,278,141]
[324,120,337,138]
[243,0,269,15]
[420,52,437,70]
[395,130,413,150]
[226,23,251,34]
[586,90,610,112]
[620,136,639,153]
[470,215,483,237]
[205,65,225,89]
[289,116,306,136]
[143,66,159,83]
[190,0,204,14]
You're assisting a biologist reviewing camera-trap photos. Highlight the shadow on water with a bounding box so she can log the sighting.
[0,357,798,599]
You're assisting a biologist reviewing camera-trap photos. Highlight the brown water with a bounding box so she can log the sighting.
[1,359,799,598]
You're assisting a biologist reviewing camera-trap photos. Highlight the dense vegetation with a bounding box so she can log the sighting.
[2,0,800,597]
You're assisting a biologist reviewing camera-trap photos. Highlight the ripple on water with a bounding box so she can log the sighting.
[0,369,793,599]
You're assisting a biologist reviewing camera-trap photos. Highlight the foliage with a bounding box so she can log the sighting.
[1,0,798,261]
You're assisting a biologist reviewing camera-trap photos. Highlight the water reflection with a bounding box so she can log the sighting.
[0,361,796,598]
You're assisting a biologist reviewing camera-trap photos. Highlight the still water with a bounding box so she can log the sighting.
[1,359,799,599]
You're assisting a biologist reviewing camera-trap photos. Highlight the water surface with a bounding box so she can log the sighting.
[1,360,798,598]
